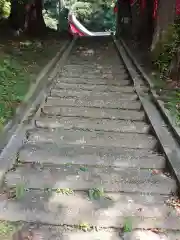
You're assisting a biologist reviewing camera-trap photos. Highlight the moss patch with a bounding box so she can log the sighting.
[0,221,21,239]
[152,21,180,125]
[0,33,65,129]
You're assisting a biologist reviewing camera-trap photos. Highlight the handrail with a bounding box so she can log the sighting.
[68,12,112,36]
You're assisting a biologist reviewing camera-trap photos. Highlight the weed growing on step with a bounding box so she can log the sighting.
[15,184,26,200]
[88,187,104,200]
[56,188,74,195]
[44,188,53,195]
[7,184,26,200]
[123,218,132,232]
[78,222,91,232]
[0,221,20,239]
[79,166,88,172]
[65,163,72,167]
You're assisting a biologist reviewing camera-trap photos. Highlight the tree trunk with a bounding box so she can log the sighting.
[9,0,26,31]
[116,0,132,37]
[9,0,46,35]
[34,0,46,30]
[140,0,154,48]
[151,0,176,51]
[26,0,46,35]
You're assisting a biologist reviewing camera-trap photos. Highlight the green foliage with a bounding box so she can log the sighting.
[0,0,10,18]
[43,0,116,32]
[0,57,29,124]
[88,187,104,200]
[70,0,116,32]
[154,23,180,78]
[43,0,59,30]
[0,221,20,239]
[43,10,58,30]
[123,218,132,232]
[78,222,91,232]
[71,1,93,22]
[0,37,62,127]
[161,89,180,126]
[56,188,74,195]
[15,183,26,199]
[79,166,88,171]
[152,20,180,126]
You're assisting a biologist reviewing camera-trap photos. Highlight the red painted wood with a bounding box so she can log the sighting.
[153,0,158,19]
[140,0,146,11]
[69,23,85,36]
[176,0,180,15]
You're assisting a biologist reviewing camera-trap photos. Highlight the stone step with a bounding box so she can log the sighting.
[18,143,165,168]
[12,225,180,240]
[45,97,141,110]
[68,55,121,60]
[35,116,149,134]
[59,71,128,79]
[70,49,118,54]
[50,89,138,101]
[70,51,119,56]
[61,64,127,72]
[54,83,135,93]
[69,53,121,59]
[27,128,157,149]
[1,191,179,229]
[62,64,126,72]
[56,77,131,86]
[67,59,124,66]
[5,165,176,194]
[42,106,145,121]
[67,59,121,65]
[13,225,122,240]
[68,53,122,58]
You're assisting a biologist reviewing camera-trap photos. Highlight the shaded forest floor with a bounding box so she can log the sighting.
[124,37,180,126]
[0,27,69,129]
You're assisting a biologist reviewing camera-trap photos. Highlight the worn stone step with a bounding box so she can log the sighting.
[67,59,124,66]
[0,191,179,229]
[63,64,126,73]
[35,116,149,134]
[71,53,119,58]
[69,53,121,59]
[27,128,157,149]
[59,70,128,79]
[13,225,122,240]
[45,97,141,110]
[70,49,118,54]
[54,82,135,93]
[61,64,127,73]
[5,165,176,194]
[1,191,179,230]
[68,57,121,62]
[18,143,165,168]
[42,106,145,121]
[12,225,180,240]
[56,77,131,86]
[50,89,138,101]
[70,51,119,56]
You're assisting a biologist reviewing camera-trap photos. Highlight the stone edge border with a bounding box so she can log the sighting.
[0,39,71,152]
[114,36,180,192]
[119,38,180,145]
